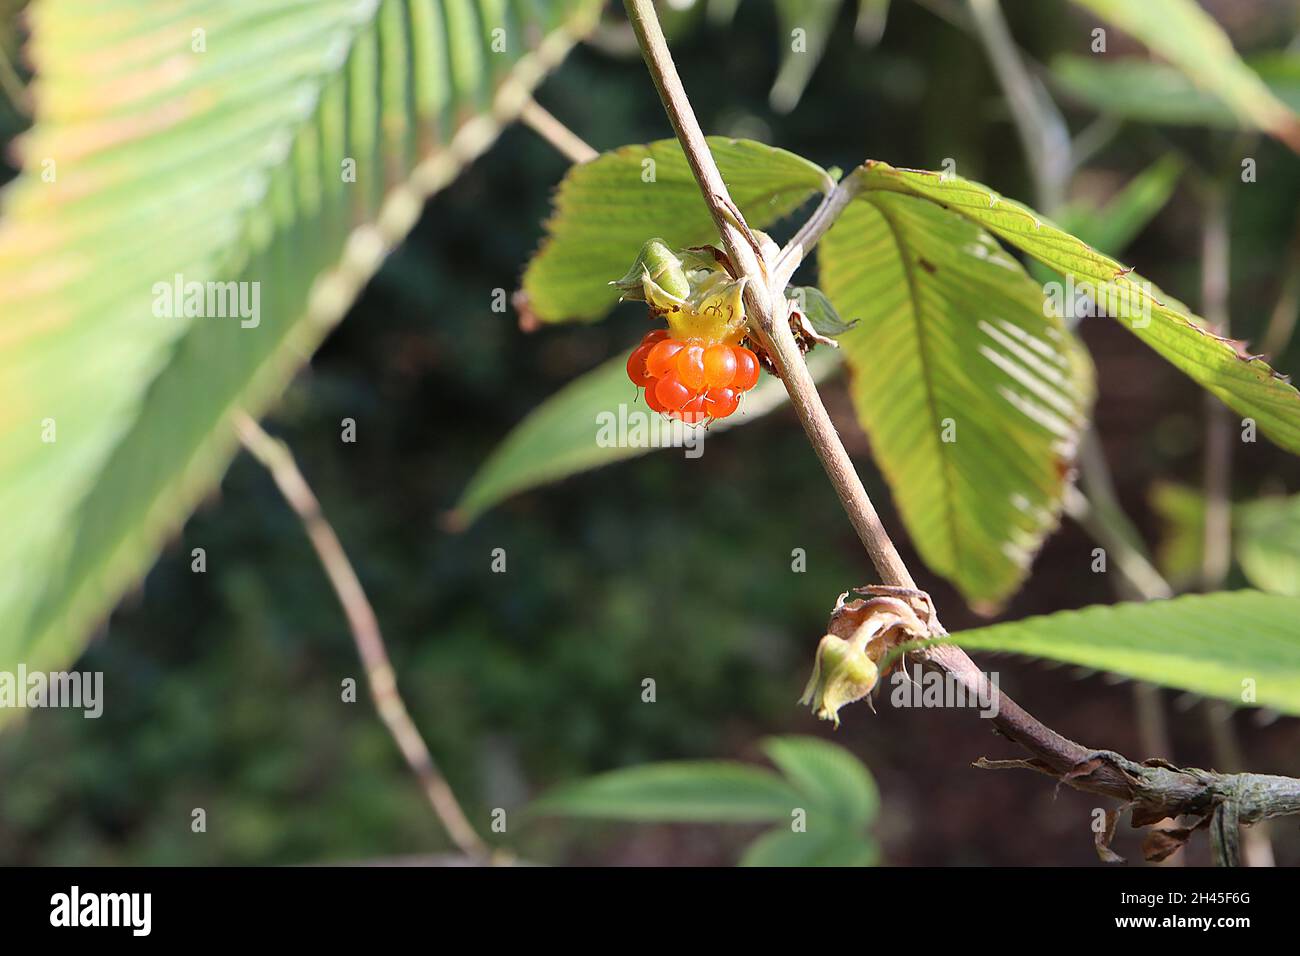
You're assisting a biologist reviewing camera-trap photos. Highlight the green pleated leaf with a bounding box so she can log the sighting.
[1052,53,1300,131]
[739,827,878,867]
[1069,0,1300,150]
[520,137,831,322]
[820,188,1094,607]
[851,162,1300,455]
[451,347,840,527]
[531,761,802,823]
[0,0,599,686]
[760,736,878,830]
[952,591,1300,714]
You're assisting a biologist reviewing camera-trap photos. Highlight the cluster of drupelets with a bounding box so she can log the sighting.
[626,328,761,423]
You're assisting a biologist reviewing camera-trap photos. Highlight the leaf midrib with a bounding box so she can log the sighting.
[865,194,963,576]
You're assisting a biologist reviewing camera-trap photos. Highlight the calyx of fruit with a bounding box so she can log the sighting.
[613,239,749,346]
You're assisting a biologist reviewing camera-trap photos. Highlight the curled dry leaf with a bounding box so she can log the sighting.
[1094,808,1126,864]
[1142,825,1198,863]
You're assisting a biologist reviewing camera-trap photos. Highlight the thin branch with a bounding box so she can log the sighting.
[1063,490,1170,602]
[772,174,863,290]
[519,96,598,164]
[1259,208,1300,367]
[235,414,488,860]
[623,2,776,312]
[622,0,1300,841]
[1200,188,1234,591]
[1065,435,1172,603]
[1197,188,1275,866]
[1068,115,1123,176]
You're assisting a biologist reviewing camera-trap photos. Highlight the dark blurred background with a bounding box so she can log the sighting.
[1,0,1298,865]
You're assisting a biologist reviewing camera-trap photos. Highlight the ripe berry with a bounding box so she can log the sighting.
[627,326,761,425]
[732,347,760,391]
[646,339,685,378]
[702,344,737,388]
[677,395,707,424]
[626,343,655,387]
[643,377,668,413]
[654,373,691,412]
[676,344,707,391]
[704,386,740,419]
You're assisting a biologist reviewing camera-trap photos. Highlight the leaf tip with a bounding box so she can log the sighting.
[440,508,471,534]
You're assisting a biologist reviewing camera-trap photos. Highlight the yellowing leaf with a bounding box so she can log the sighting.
[820,189,1093,606]
[851,162,1300,455]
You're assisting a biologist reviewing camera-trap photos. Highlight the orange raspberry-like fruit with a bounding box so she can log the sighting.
[626,329,762,423]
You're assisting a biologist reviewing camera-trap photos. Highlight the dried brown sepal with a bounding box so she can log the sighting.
[744,305,835,375]
[802,586,938,726]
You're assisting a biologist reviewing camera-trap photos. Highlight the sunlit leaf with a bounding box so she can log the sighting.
[521,137,831,322]
[952,590,1300,714]
[850,162,1300,455]
[1052,55,1300,130]
[0,0,600,689]
[820,185,1094,607]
